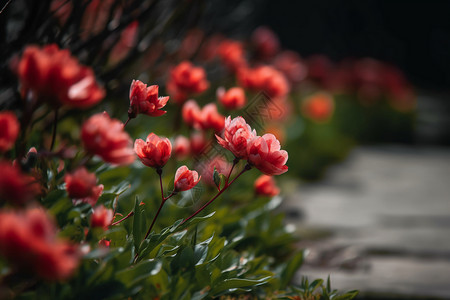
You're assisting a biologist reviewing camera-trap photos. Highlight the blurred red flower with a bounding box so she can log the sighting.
[167,61,209,104]
[17,44,104,108]
[81,112,135,165]
[182,99,202,128]
[254,174,280,196]
[238,65,289,99]
[198,156,231,186]
[0,111,20,152]
[198,103,225,132]
[251,26,280,60]
[0,161,40,205]
[174,135,190,160]
[0,208,80,280]
[217,87,246,110]
[134,133,172,169]
[65,167,104,207]
[91,205,114,230]
[301,92,335,123]
[218,39,247,72]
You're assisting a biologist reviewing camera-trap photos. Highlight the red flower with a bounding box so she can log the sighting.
[182,99,202,128]
[134,133,172,168]
[218,39,247,72]
[91,205,114,230]
[247,134,288,176]
[65,167,104,206]
[0,111,20,152]
[198,103,225,132]
[301,92,334,122]
[174,135,190,160]
[0,161,40,205]
[198,156,231,186]
[17,44,104,108]
[174,165,201,192]
[166,61,209,104]
[217,87,246,110]
[128,79,169,118]
[238,65,289,99]
[81,112,135,165]
[0,208,79,281]
[216,116,257,159]
[254,175,280,196]
[251,26,280,59]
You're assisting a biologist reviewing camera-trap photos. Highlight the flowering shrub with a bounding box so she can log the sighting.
[0,0,420,298]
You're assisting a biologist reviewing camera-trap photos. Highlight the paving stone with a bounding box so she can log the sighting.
[285,146,450,299]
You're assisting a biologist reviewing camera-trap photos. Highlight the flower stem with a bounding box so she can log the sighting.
[50,108,59,151]
[181,163,251,225]
[123,116,131,128]
[143,168,175,240]
[111,210,134,226]
[226,157,240,184]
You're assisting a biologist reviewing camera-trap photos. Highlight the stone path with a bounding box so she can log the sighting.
[285,146,450,299]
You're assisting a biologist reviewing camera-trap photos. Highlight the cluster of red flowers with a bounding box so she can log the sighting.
[217,116,288,176]
[17,44,104,108]
[0,208,79,280]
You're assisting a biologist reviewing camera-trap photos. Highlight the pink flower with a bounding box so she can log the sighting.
[247,133,288,175]
[254,175,280,196]
[166,61,209,104]
[81,112,135,165]
[217,87,246,110]
[65,167,104,206]
[199,103,225,132]
[0,111,20,152]
[0,208,80,281]
[216,116,257,159]
[182,99,202,128]
[174,135,190,160]
[17,44,104,108]
[91,205,114,230]
[134,133,172,168]
[128,79,169,118]
[174,165,201,192]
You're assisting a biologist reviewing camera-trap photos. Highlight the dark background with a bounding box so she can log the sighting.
[257,0,450,92]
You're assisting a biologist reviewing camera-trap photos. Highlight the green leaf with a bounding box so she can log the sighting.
[209,276,271,296]
[213,167,220,189]
[132,196,145,252]
[114,259,162,289]
[279,250,304,288]
[333,290,359,300]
